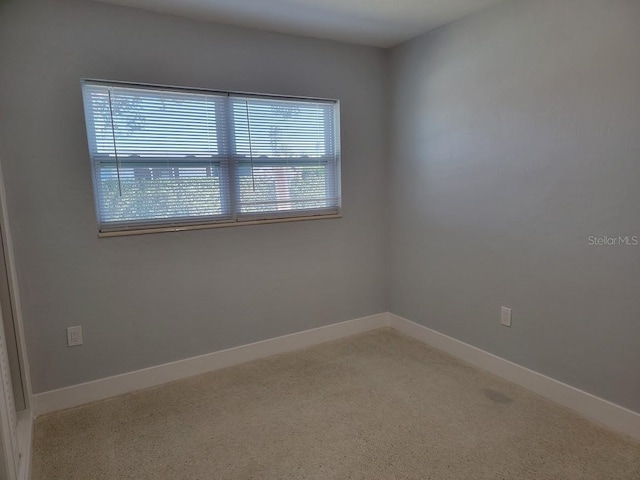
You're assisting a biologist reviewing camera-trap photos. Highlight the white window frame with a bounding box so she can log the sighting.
[81,80,342,237]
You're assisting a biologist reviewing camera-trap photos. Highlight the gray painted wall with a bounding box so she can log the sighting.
[1,0,638,415]
[0,0,388,393]
[389,0,640,413]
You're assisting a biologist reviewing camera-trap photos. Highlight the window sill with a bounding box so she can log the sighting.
[97,213,342,238]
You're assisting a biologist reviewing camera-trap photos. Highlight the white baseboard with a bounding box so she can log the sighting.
[33,311,640,442]
[387,313,640,441]
[33,313,388,416]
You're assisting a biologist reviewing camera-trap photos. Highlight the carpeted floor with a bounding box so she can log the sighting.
[33,328,640,479]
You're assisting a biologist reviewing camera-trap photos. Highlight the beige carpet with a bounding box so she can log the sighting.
[33,328,640,479]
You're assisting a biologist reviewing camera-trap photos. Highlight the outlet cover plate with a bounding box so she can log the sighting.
[67,326,83,346]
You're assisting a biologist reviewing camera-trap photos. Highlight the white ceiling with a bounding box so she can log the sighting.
[93,0,506,48]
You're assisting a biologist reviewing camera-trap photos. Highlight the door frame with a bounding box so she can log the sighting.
[0,157,33,479]
[0,306,20,480]
[0,161,32,411]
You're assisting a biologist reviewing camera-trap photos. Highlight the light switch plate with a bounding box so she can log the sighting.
[501,307,512,327]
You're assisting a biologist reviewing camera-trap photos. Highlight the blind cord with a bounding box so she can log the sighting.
[245,100,257,192]
[107,89,123,197]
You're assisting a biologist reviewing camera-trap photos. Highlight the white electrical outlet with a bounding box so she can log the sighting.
[67,326,83,346]
[501,307,512,327]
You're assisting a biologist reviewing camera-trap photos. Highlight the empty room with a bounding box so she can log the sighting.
[0,0,638,478]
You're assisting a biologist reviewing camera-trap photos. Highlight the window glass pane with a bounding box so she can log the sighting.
[237,163,330,214]
[96,164,223,224]
[232,97,331,158]
[87,87,223,158]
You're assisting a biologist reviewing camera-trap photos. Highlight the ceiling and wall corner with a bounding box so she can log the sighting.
[88,0,508,47]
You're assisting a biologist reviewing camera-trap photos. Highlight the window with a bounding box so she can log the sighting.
[81,80,341,235]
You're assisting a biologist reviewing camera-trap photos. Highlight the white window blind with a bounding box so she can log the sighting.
[81,80,341,233]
